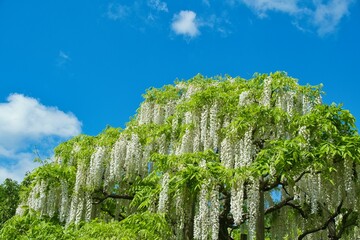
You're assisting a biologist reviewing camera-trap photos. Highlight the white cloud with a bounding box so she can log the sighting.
[0,94,81,182]
[312,0,353,36]
[148,0,168,12]
[197,14,233,37]
[0,94,81,148]
[203,0,211,6]
[171,10,200,38]
[238,0,355,35]
[57,50,71,67]
[59,51,70,61]
[0,154,39,183]
[107,3,131,20]
[241,0,300,17]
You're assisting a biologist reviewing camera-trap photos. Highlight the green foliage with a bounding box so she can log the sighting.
[75,212,173,240]
[0,179,20,229]
[54,126,120,166]
[142,85,181,104]
[0,213,73,240]
[0,212,172,240]
[96,126,122,148]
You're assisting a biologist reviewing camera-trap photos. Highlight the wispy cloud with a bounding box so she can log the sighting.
[312,0,353,36]
[59,51,70,61]
[171,10,200,38]
[203,0,211,6]
[147,0,168,12]
[241,0,300,17]
[198,13,233,37]
[237,0,355,35]
[0,93,82,182]
[107,3,131,20]
[57,50,71,67]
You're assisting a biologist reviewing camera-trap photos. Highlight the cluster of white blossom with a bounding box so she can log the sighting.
[193,118,201,152]
[239,91,250,106]
[185,85,198,99]
[124,134,142,178]
[84,191,93,222]
[299,126,310,149]
[308,174,320,214]
[138,101,154,125]
[158,134,167,155]
[27,181,41,212]
[158,172,170,213]
[210,187,220,240]
[209,102,219,149]
[108,137,127,184]
[344,158,354,194]
[153,104,164,124]
[200,106,209,150]
[230,182,244,225]
[171,115,179,140]
[74,192,84,224]
[26,180,51,216]
[194,160,220,240]
[315,94,322,105]
[194,182,210,240]
[88,146,106,189]
[38,180,48,216]
[235,128,253,168]
[68,144,81,166]
[67,162,87,224]
[220,136,234,169]
[286,92,295,116]
[45,187,58,218]
[177,112,194,154]
[165,100,176,119]
[261,77,272,107]
[142,144,153,173]
[302,94,311,115]
[276,94,286,112]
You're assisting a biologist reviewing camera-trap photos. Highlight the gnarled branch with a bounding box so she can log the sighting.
[298,200,343,240]
[265,196,294,215]
[92,191,134,205]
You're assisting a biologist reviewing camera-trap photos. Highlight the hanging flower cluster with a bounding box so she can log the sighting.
[230,182,244,225]
[88,146,106,189]
[157,172,170,213]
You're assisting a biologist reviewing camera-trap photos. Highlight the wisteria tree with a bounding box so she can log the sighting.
[9,72,360,240]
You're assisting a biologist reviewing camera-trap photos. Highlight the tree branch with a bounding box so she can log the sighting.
[298,200,343,240]
[285,202,306,218]
[92,191,134,204]
[265,196,294,215]
[263,176,281,191]
[263,170,312,192]
[294,171,311,183]
[337,209,357,238]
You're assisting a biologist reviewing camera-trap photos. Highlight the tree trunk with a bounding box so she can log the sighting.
[184,190,196,240]
[328,219,339,240]
[256,181,265,240]
[219,190,232,239]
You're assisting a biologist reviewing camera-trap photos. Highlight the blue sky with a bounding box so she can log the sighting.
[0,0,359,182]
